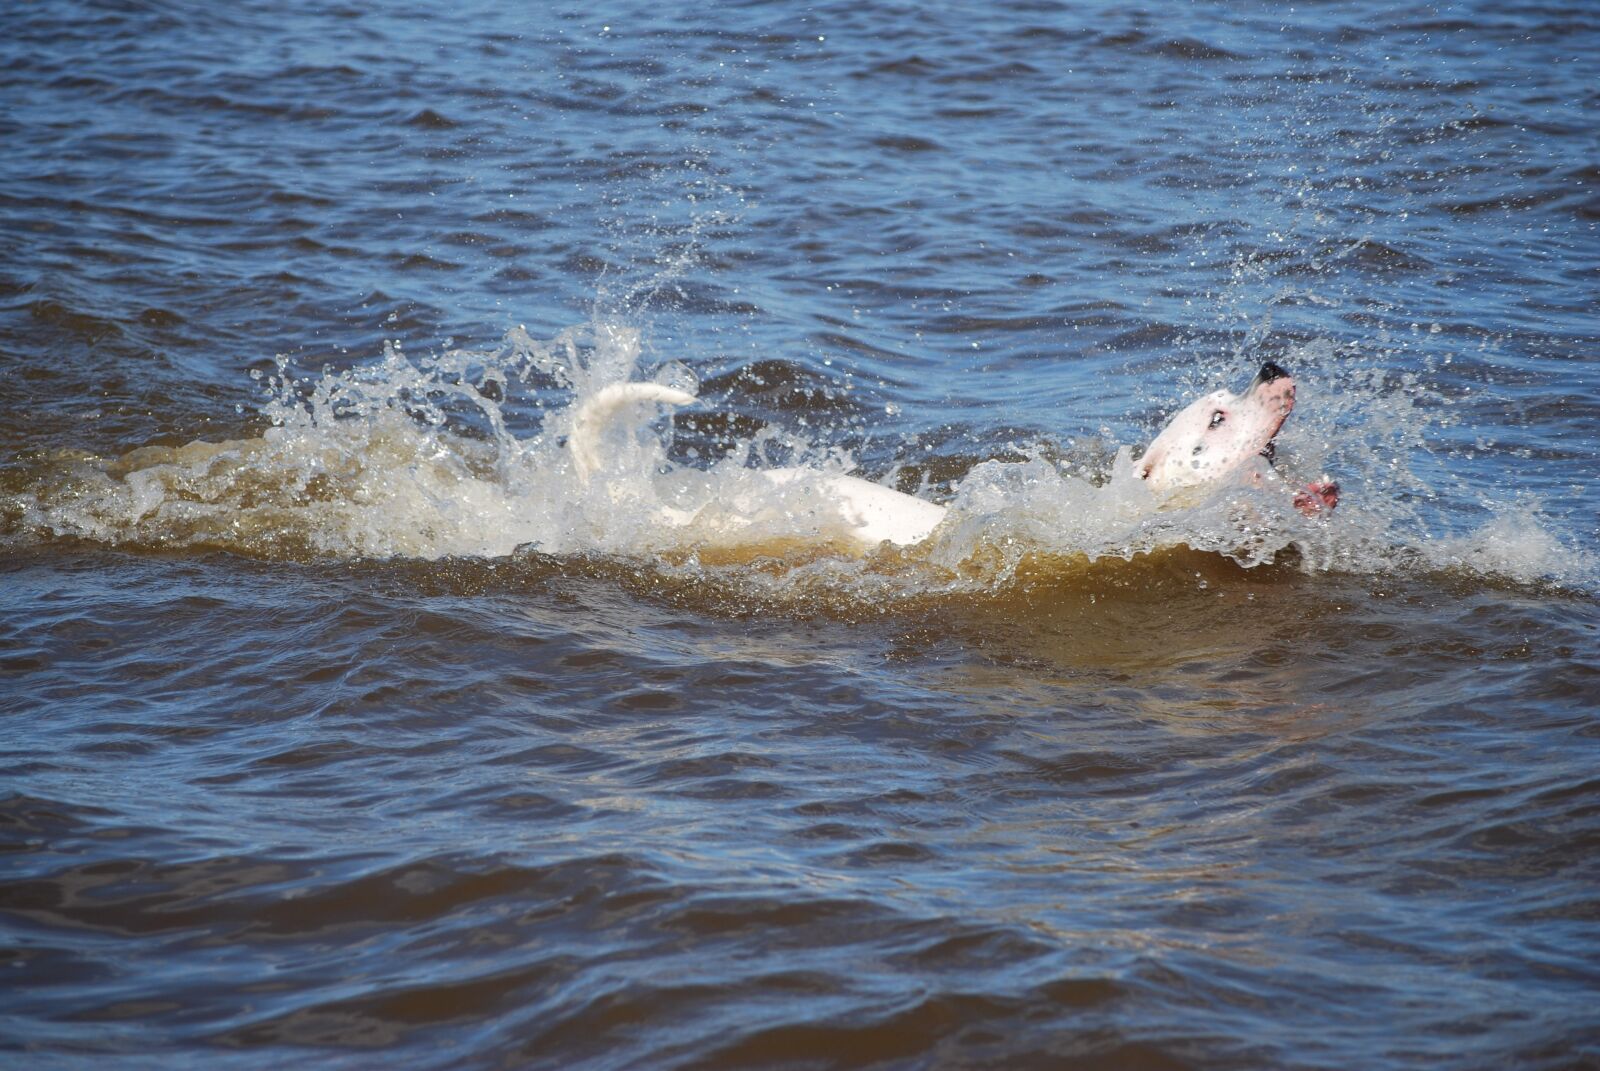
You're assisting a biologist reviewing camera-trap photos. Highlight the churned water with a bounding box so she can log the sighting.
[1,2,1597,1068]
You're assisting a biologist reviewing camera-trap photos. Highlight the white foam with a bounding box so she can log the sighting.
[1421,511,1594,589]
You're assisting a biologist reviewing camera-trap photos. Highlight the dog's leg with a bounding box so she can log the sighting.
[1293,480,1340,515]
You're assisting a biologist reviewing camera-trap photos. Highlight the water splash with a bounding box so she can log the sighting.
[3,321,1589,596]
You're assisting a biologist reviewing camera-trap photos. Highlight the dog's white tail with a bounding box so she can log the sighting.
[568,382,697,480]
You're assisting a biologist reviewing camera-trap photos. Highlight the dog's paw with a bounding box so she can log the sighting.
[1293,480,1339,517]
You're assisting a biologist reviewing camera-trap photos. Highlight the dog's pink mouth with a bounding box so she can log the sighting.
[1260,399,1292,460]
[1249,363,1296,463]
[1248,363,1338,516]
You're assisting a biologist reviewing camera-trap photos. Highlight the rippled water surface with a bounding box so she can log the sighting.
[2,2,1597,1068]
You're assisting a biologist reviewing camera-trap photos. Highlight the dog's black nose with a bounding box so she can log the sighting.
[1258,361,1289,383]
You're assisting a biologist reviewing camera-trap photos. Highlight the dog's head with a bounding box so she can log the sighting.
[1139,362,1295,493]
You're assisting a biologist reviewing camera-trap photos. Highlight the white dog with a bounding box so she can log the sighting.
[1136,361,1338,516]
[567,361,1336,554]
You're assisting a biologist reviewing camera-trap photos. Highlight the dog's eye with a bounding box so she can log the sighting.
[1208,410,1226,429]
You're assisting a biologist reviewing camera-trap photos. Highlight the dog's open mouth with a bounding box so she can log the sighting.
[1246,362,1296,465]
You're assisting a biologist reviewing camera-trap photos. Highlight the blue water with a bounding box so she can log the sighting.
[2,2,1597,1068]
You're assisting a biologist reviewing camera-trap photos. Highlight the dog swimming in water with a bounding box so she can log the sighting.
[566,361,1338,555]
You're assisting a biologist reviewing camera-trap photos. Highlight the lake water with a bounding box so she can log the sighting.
[2,2,1597,1068]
